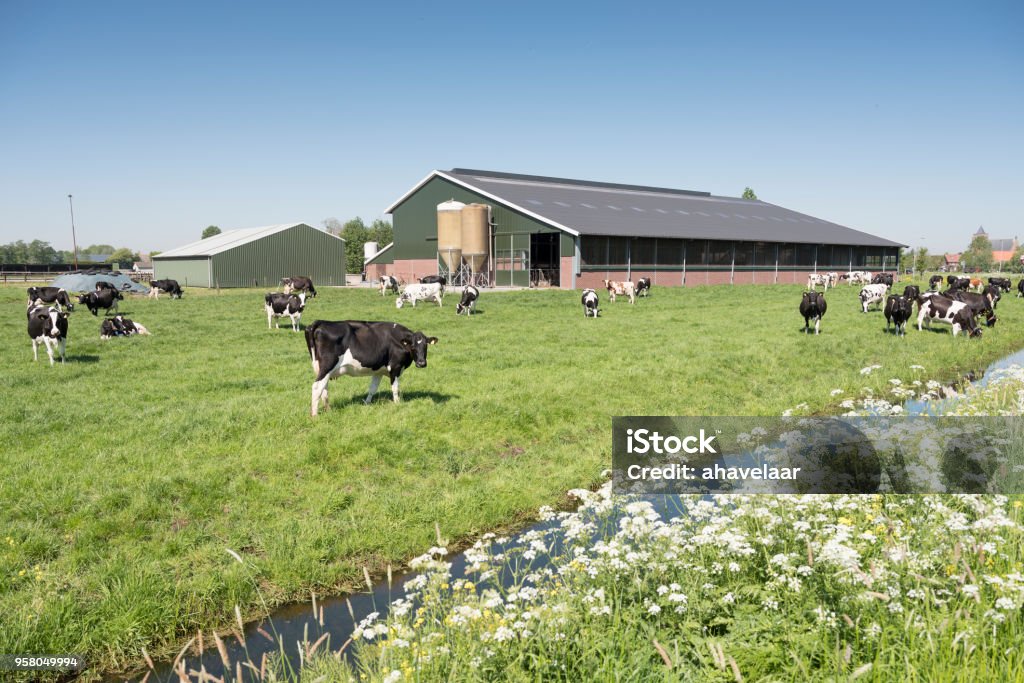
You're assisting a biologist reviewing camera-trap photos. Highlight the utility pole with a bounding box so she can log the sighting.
[68,194,79,269]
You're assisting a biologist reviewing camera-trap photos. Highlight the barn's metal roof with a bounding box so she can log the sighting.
[387,169,905,248]
[154,223,338,258]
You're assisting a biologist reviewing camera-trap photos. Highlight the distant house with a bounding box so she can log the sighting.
[944,253,961,271]
[974,226,1018,267]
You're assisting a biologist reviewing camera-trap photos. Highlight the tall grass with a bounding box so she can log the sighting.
[1,278,1022,679]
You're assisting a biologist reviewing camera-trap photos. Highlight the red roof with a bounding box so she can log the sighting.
[945,253,960,263]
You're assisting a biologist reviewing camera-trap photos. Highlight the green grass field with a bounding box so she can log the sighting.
[2,279,1023,678]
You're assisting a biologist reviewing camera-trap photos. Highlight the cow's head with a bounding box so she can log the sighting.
[401,332,438,367]
[35,307,62,337]
[396,295,406,309]
[77,292,91,304]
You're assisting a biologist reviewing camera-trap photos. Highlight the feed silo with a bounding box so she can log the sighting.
[461,203,490,280]
[436,199,465,277]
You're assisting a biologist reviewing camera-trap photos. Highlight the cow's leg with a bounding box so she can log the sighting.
[267,307,273,329]
[437,295,442,307]
[390,375,401,403]
[815,317,821,335]
[32,338,38,362]
[43,337,55,366]
[311,377,330,416]
[58,337,66,364]
[364,375,382,404]
[292,314,300,332]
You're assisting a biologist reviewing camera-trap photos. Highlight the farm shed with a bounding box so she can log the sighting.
[384,169,905,289]
[152,223,346,288]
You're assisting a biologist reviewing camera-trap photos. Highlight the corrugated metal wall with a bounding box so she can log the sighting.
[153,258,211,287]
[391,176,567,261]
[210,224,347,288]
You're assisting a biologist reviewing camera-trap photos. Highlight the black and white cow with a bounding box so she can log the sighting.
[94,280,120,293]
[841,271,872,285]
[148,279,184,299]
[955,277,972,291]
[635,277,652,297]
[1018,279,1024,298]
[902,285,921,301]
[27,305,68,365]
[884,295,913,336]
[859,284,889,313]
[305,320,438,415]
[799,291,827,335]
[871,272,895,287]
[396,282,443,308]
[26,286,74,312]
[100,315,151,339]
[265,292,307,331]
[456,285,479,315]
[77,288,122,316]
[807,273,830,290]
[581,289,600,318]
[982,284,1002,309]
[989,277,1012,292]
[945,289,998,327]
[419,275,447,294]
[929,275,943,290]
[918,295,982,337]
[281,276,317,298]
[379,275,400,296]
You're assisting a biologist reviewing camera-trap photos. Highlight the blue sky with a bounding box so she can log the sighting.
[1,1,1020,254]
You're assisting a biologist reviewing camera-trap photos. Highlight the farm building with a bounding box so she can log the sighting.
[153,223,346,288]
[382,169,905,289]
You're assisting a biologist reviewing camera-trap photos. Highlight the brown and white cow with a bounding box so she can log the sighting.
[602,279,636,304]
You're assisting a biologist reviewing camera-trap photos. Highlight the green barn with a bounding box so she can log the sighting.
[153,223,346,288]
[382,169,903,289]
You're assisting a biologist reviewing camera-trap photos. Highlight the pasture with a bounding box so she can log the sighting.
[2,279,1023,678]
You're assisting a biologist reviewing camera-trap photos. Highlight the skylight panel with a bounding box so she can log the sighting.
[553,201,571,207]
[580,202,596,208]
[527,199,543,206]
[631,207,645,212]
[607,205,622,210]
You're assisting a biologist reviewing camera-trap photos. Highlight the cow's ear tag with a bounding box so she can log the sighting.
[401,339,412,349]
[428,337,438,345]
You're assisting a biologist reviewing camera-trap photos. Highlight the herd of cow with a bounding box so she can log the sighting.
[799,271,1018,338]
[24,279,185,364]
[22,268,1022,413]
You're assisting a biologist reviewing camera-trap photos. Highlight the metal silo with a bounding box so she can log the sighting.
[461,204,490,277]
[436,199,465,276]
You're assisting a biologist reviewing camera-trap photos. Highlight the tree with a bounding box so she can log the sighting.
[741,187,758,200]
[202,225,221,239]
[107,248,140,266]
[338,217,372,275]
[961,234,993,273]
[81,244,116,256]
[1009,245,1024,274]
[370,218,393,247]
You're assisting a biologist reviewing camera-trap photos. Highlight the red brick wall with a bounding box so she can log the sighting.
[575,270,819,289]
[560,256,575,289]
[392,259,440,285]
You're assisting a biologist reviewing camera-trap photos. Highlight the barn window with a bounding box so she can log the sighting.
[707,240,732,266]
[684,240,707,265]
[657,239,685,266]
[631,238,656,266]
[733,242,754,267]
[581,237,607,266]
[607,238,629,266]
[752,242,775,266]
[778,244,795,266]
[795,244,816,267]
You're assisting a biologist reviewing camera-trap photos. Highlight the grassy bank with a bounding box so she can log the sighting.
[2,279,1023,678]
